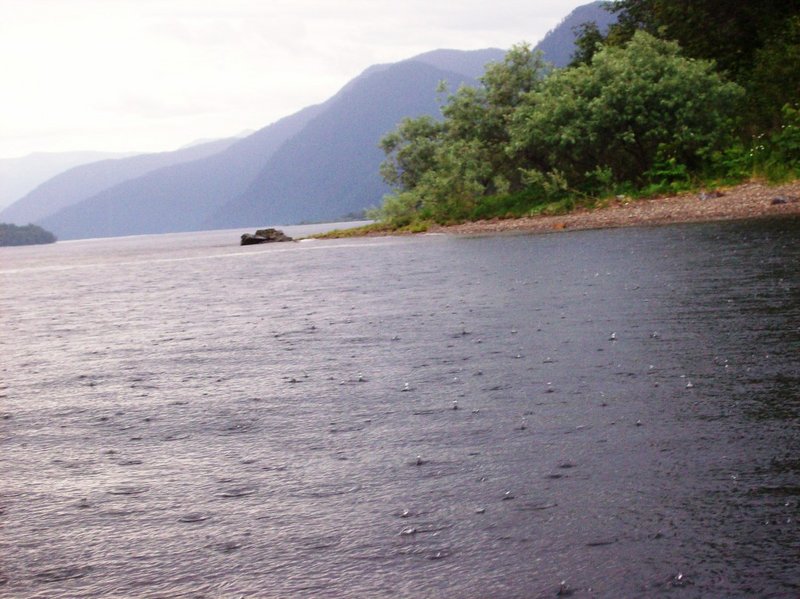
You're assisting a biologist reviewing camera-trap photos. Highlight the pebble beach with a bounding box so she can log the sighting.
[432,180,800,236]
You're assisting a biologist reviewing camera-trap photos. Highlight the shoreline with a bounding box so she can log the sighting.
[426,180,800,236]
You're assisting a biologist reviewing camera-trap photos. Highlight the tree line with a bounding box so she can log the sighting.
[0,223,57,246]
[374,1,800,228]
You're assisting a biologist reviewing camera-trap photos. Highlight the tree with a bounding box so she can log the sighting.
[607,0,799,76]
[509,31,744,186]
[0,223,57,246]
[570,21,605,66]
[748,15,800,129]
[442,43,549,190]
[600,0,800,128]
[377,44,550,223]
[379,115,443,192]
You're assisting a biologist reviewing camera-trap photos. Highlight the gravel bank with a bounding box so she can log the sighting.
[430,180,800,236]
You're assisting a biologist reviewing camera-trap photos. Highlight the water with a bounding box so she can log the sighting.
[1,220,798,598]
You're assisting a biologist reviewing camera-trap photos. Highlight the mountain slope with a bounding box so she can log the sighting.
[206,60,479,228]
[535,1,616,67]
[36,105,324,239]
[0,151,135,213]
[1,138,235,225]
[400,48,506,80]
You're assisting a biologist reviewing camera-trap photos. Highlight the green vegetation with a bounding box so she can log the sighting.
[371,2,800,229]
[603,1,800,131]
[0,223,57,246]
[310,220,431,239]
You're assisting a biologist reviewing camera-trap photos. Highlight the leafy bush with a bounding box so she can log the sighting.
[708,103,800,182]
[769,103,800,166]
[509,32,744,189]
[377,44,549,225]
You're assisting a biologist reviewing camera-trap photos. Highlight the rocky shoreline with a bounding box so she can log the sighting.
[428,180,800,236]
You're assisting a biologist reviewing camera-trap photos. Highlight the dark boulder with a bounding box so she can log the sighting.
[240,228,293,245]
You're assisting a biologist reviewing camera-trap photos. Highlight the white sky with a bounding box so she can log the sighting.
[0,0,589,159]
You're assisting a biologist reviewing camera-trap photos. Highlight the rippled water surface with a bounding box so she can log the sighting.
[2,220,799,598]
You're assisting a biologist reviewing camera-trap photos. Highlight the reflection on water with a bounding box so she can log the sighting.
[1,218,798,597]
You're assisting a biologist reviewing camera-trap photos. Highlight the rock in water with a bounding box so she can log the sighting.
[240,228,293,245]
[255,228,293,241]
[240,234,264,245]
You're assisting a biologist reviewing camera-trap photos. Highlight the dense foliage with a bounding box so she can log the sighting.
[378,45,549,225]
[373,3,800,228]
[605,0,800,129]
[510,33,742,186]
[0,223,57,246]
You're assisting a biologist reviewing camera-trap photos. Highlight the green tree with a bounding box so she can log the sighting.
[748,15,800,129]
[442,43,549,190]
[600,0,800,128]
[509,31,744,187]
[377,43,549,223]
[570,21,605,66]
[608,0,799,76]
[379,115,443,192]
[414,139,494,222]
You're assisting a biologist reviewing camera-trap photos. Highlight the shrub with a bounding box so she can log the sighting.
[509,32,745,190]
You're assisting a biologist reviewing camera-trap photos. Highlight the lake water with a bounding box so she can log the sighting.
[1,219,798,598]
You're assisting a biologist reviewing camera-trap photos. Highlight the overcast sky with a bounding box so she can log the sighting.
[0,0,589,159]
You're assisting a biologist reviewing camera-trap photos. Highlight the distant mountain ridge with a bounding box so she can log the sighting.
[0,138,237,226]
[0,150,136,212]
[14,1,613,240]
[36,106,324,238]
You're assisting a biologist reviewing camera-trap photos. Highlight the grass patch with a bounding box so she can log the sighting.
[308,223,391,239]
[306,220,432,239]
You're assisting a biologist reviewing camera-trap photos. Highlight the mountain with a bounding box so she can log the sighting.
[396,48,505,80]
[535,1,616,67]
[337,48,504,91]
[35,105,324,239]
[35,53,484,239]
[207,60,481,229]
[0,151,135,212]
[0,137,239,226]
